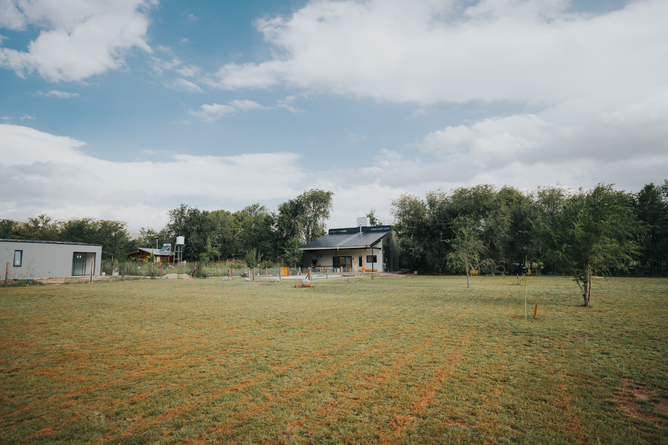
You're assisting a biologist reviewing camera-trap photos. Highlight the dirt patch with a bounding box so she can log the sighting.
[616,379,667,426]
[162,273,191,279]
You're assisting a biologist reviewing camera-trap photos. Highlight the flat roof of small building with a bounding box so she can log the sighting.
[0,238,102,246]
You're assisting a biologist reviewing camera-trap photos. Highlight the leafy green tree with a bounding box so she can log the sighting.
[273,189,333,262]
[539,184,642,307]
[297,189,334,244]
[138,227,172,250]
[447,219,487,287]
[281,236,304,267]
[633,181,668,275]
[0,219,18,238]
[15,215,60,240]
[166,204,211,262]
[391,194,430,271]
[366,209,383,226]
[207,210,237,260]
[244,248,262,269]
[235,204,274,260]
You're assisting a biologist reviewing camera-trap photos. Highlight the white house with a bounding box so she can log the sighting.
[0,239,102,280]
[300,218,398,273]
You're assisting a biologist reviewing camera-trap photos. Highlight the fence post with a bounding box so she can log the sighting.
[5,262,8,285]
[90,262,93,282]
[253,267,255,281]
[308,267,312,281]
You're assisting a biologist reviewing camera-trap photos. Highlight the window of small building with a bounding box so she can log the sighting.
[366,255,377,263]
[13,250,23,267]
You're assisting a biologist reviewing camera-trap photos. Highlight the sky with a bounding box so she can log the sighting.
[1,0,666,232]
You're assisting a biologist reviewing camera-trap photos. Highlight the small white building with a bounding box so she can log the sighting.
[0,239,102,280]
[300,219,398,273]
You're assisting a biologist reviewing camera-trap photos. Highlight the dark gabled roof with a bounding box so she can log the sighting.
[300,231,388,251]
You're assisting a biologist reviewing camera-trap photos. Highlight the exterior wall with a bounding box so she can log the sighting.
[306,241,386,272]
[0,240,102,279]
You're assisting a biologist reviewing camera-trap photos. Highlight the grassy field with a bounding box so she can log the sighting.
[1,275,666,444]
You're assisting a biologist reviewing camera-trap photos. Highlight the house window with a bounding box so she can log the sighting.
[13,250,22,267]
[333,256,352,268]
[366,255,377,264]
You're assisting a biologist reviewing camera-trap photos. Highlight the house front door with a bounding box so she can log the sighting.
[72,253,87,276]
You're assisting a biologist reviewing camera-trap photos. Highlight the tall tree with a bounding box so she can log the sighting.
[539,184,642,307]
[235,204,274,260]
[391,194,430,271]
[166,204,211,262]
[634,181,668,275]
[298,189,334,244]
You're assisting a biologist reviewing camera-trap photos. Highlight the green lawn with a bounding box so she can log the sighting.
[1,276,667,444]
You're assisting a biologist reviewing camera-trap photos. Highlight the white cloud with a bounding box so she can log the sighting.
[170,78,203,93]
[189,100,265,122]
[211,0,668,105]
[0,124,305,230]
[176,65,200,77]
[19,114,35,120]
[45,90,79,98]
[0,0,153,82]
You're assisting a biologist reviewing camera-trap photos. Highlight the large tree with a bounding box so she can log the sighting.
[634,181,668,275]
[539,184,642,307]
[391,194,430,271]
[298,189,334,244]
[166,204,212,262]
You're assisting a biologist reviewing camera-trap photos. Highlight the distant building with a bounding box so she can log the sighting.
[126,244,175,262]
[0,239,102,279]
[299,218,398,272]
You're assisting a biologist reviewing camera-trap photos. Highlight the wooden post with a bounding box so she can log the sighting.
[308,267,312,281]
[159,262,162,276]
[278,266,282,281]
[265,267,267,277]
[298,267,301,276]
[252,267,255,281]
[534,304,538,319]
[151,261,154,278]
[5,262,9,285]
[326,267,328,279]
[127,263,129,275]
[90,262,93,282]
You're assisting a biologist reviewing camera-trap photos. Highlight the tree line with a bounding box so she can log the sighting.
[0,189,334,266]
[391,181,668,305]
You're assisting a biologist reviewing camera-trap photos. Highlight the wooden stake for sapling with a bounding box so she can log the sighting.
[5,262,9,285]
[308,267,312,281]
[534,304,538,319]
